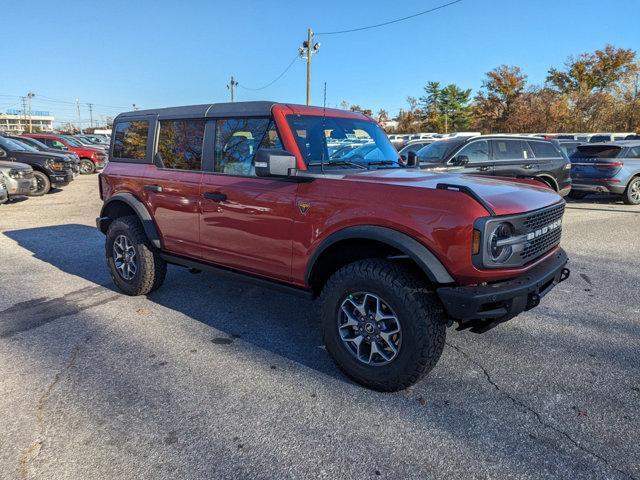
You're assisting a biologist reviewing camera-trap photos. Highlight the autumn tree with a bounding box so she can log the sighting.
[473,65,527,133]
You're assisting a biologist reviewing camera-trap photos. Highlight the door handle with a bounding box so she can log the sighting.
[144,184,163,192]
[203,192,227,202]
[523,164,535,169]
[476,166,490,172]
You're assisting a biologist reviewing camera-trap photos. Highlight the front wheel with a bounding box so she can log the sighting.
[319,259,446,392]
[105,216,167,295]
[30,171,51,196]
[623,177,640,205]
[80,159,95,174]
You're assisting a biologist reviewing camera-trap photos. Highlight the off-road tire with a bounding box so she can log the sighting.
[30,171,50,196]
[319,259,447,392]
[568,190,588,200]
[105,215,166,295]
[80,159,95,174]
[623,177,640,205]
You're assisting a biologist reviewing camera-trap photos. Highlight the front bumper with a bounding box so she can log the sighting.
[437,249,569,331]
[49,170,74,187]
[7,177,35,196]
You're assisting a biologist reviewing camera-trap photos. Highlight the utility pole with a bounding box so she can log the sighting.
[299,28,320,105]
[26,92,35,133]
[87,103,94,128]
[76,98,83,134]
[227,76,238,102]
[132,103,139,111]
[20,96,27,133]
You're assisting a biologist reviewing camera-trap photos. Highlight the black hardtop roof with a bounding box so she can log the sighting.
[115,101,279,120]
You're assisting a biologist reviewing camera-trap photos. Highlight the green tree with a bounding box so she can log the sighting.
[418,82,471,132]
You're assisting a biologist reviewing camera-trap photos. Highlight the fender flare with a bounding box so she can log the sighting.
[305,225,455,285]
[99,193,162,249]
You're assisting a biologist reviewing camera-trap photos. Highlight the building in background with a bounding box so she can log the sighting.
[0,109,55,133]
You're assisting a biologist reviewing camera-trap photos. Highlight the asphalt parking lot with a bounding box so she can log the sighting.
[1,175,639,480]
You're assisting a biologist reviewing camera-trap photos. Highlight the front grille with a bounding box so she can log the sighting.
[520,203,565,261]
[523,203,565,231]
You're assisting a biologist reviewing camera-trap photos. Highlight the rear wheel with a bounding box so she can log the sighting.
[105,216,166,295]
[319,259,446,392]
[30,171,50,196]
[568,190,588,200]
[80,159,95,174]
[623,177,640,205]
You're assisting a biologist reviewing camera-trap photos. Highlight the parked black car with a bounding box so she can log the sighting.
[557,140,581,158]
[398,140,434,161]
[8,135,81,176]
[0,136,74,196]
[416,135,572,196]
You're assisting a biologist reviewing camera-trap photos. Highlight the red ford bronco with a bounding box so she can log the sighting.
[97,102,569,391]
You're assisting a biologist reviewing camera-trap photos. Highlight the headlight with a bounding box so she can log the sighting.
[488,222,514,264]
[46,159,66,170]
[8,168,22,178]
[563,163,571,170]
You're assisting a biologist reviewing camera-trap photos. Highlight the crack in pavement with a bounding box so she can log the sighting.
[18,336,91,480]
[446,341,636,480]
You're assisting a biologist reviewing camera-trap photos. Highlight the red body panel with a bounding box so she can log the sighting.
[23,134,104,164]
[101,104,566,289]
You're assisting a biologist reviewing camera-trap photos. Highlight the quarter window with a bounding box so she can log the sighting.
[456,140,489,162]
[214,118,279,176]
[626,147,640,158]
[157,119,205,170]
[112,120,149,160]
[528,141,562,159]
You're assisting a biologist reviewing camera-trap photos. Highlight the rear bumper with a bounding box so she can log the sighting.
[571,181,626,195]
[437,249,569,330]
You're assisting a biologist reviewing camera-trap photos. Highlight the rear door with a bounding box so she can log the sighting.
[198,117,297,281]
[490,139,535,179]
[139,117,205,259]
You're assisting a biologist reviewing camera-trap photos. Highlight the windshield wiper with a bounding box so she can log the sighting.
[366,160,403,167]
[309,160,369,170]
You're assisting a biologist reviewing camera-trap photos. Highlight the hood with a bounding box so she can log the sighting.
[343,169,562,216]
[0,160,32,171]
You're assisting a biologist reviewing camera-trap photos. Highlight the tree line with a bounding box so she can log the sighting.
[347,45,640,134]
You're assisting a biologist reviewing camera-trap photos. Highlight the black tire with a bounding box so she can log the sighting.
[623,177,640,205]
[319,259,446,392]
[30,171,50,196]
[105,215,167,296]
[80,159,95,174]
[568,190,588,200]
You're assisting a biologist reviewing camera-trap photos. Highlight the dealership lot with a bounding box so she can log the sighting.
[1,176,639,479]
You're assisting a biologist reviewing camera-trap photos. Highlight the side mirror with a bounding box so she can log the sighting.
[406,150,418,167]
[453,155,469,166]
[255,149,297,177]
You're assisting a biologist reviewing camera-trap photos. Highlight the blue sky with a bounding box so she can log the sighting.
[2,0,638,125]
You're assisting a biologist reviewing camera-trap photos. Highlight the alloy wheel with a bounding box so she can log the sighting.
[112,234,137,280]
[630,180,640,203]
[338,292,402,366]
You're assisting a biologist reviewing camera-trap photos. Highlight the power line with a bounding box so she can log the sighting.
[237,54,300,91]
[315,0,463,35]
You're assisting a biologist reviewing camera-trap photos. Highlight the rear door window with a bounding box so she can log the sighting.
[112,120,149,160]
[157,119,206,170]
[528,141,562,159]
[491,140,532,161]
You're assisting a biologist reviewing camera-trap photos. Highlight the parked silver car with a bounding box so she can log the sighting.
[0,160,36,199]
[0,172,8,204]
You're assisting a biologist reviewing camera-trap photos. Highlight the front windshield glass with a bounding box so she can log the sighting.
[416,141,450,164]
[286,115,401,170]
[62,136,81,147]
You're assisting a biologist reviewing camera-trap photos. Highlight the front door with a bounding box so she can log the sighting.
[199,117,297,282]
[450,139,493,176]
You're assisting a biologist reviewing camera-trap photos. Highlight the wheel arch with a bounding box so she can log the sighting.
[99,193,162,249]
[535,174,559,192]
[306,226,454,295]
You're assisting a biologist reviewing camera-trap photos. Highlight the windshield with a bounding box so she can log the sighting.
[415,141,451,164]
[0,136,30,151]
[62,136,81,147]
[287,115,401,170]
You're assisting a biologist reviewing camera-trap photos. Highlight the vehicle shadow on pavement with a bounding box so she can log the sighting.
[3,223,343,383]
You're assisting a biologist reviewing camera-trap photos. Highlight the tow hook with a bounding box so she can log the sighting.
[559,268,570,283]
